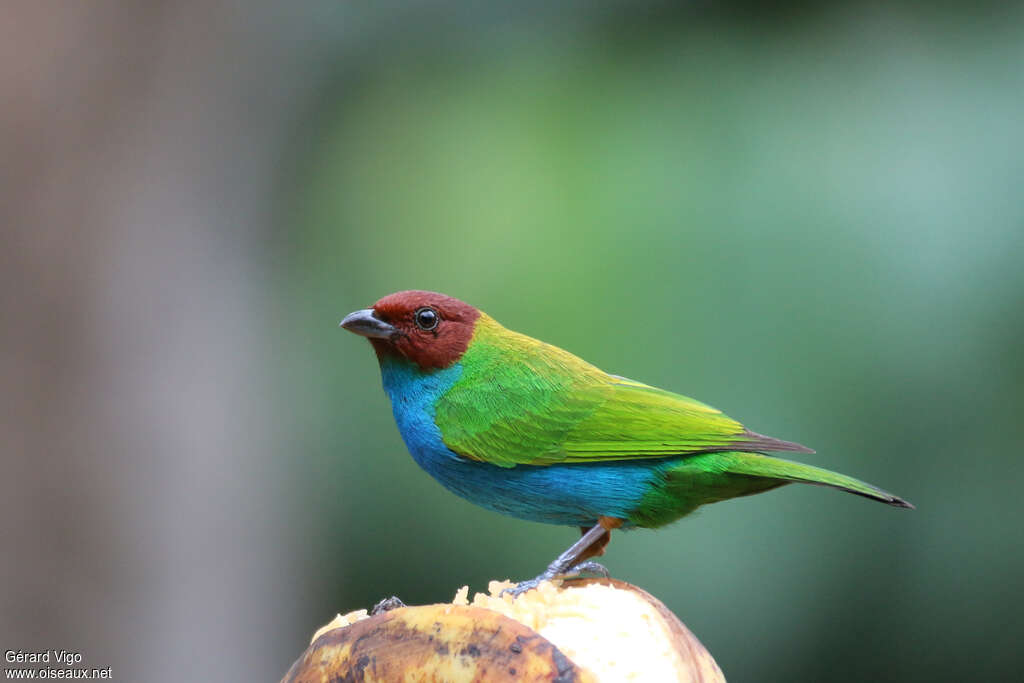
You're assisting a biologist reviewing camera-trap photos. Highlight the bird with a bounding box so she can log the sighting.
[340,290,912,592]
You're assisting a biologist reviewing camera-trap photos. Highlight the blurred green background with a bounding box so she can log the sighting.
[3,1,1022,681]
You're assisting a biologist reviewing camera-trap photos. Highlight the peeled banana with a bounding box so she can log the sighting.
[282,578,724,682]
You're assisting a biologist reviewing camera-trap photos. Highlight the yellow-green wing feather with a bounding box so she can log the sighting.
[434,315,809,468]
[560,377,748,458]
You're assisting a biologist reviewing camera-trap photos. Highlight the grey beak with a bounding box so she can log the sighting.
[339,308,397,340]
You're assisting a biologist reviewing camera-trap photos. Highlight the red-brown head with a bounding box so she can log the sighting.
[340,291,481,370]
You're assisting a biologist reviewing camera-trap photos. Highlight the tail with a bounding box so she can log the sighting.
[722,452,914,509]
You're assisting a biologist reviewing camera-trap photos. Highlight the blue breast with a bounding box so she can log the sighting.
[379,357,662,527]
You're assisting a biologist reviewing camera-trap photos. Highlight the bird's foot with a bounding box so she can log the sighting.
[502,572,555,597]
[501,561,611,597]
[370,596,406,615]
[503,522,617,597]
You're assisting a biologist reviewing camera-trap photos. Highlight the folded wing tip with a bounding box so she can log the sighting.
[741,430,815,454]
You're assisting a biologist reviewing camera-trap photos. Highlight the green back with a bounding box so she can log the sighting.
[435,314,788,467]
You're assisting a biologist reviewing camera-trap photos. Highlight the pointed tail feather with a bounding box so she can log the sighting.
[722,453,914,509]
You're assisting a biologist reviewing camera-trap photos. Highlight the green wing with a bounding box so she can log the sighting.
[434,323,810,468]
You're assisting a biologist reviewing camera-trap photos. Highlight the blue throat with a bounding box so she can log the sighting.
[378,356,663,527]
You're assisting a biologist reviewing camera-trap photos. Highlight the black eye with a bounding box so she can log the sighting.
[414,307,439,331]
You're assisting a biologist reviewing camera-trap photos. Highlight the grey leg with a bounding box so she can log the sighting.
[504,523,611,596]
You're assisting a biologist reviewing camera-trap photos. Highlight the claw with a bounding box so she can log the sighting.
[501,573,554,597]
[501,561,612,598]
[501,580,538,598]
[371,596,406,614]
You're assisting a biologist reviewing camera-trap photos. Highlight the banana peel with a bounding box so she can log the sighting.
[283,578,724,682]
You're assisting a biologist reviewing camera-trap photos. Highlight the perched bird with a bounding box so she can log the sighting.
[341,290,912,591]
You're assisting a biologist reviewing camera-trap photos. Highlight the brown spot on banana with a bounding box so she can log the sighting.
[281,604,593,683]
